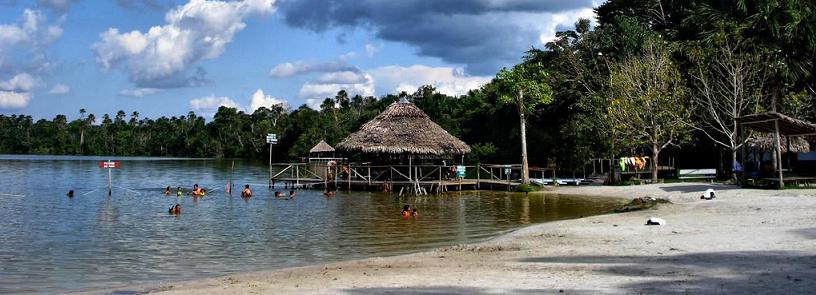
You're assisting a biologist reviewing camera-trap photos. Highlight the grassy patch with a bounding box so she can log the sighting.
[515,184,540,193]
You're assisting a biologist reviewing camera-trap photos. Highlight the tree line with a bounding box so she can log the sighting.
[1,0,814,182]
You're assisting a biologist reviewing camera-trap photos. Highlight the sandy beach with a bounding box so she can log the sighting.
[96,183,816,294]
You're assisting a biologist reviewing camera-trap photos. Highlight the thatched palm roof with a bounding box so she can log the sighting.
[337,101,471,155]
[748,134,811,153]
[309,140,335,153]
[738,112,816,136]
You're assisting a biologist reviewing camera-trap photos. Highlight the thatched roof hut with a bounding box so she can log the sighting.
[337,100,471,155]
[309,140,335,153]
[748,134,811,153]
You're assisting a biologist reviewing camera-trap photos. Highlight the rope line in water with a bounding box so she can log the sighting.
[112,185,140,194]
[0,192,24,197]
[81,188,98,196]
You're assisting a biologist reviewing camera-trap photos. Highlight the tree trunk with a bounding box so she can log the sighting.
[651,143,659,182]
[79,129,84,155]
[518,90,530,184]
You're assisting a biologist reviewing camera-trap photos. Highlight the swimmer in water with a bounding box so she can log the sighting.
[176,187,183,197]
[169,204,181,215]
[402,205,412,217]
[241,185,252,197]
[289,190,296,199]
[164,186,171,195]
[67,190,74,198]
[412,208,418,217]
[275,191,282,198]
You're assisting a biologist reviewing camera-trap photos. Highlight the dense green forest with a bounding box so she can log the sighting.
[1,0,814,178]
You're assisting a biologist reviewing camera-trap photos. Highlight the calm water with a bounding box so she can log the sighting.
[0,155,622,294]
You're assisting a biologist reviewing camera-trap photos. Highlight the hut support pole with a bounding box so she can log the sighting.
[296,165,300,188]
[367,167,371,186]
[438,165,442,193]
[774,120,784,188]
[477,163,480,190]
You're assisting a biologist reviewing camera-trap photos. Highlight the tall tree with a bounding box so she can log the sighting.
[494,63,553,184]
[608,40,692,182]
[689,33,764,179]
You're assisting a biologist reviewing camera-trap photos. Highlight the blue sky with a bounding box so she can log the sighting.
[0,0,599,120]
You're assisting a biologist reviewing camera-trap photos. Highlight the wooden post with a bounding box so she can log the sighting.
[268,143,272,189]
[476,163,480,190]
[348,165,351,191]
[367,167,371,186]
[438,165,442,193]
[296,165,300,188]
[324,165,328,190]
[774,120,784,188]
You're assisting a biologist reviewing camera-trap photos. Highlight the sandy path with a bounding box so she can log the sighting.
[93,183,816,294]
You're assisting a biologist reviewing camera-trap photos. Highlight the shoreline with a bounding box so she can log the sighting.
[85,183,816,294]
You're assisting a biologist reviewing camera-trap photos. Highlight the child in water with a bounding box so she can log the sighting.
[176,187,183,197]
[412,208,418,216]
[289,190,296,199]
[168,204,181,215]
[241,185,252,197]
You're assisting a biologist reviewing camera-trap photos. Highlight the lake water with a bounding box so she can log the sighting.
[0,155,622,294]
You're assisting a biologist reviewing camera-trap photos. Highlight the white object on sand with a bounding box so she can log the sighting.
[703,188,716,200]
[646,217,666,226]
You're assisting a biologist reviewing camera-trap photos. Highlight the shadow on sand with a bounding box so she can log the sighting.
[659,184,740,193]
[344,286,588,295]
[519,251,815,294]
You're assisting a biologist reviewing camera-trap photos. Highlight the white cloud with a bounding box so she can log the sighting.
[92,0,276,88]
[536,7,597,44]
[190,95,240,111]
[248,89,285,112]
[364,43,381,57]
[368,65,491,97]
[299,73,374,101]
[0,73,41,91]
[269,60,358,78]
[48,83,70,95]
[0,9,63,51]
[119,87,161,97]
[316,71,367,84]
[0,91,31,109]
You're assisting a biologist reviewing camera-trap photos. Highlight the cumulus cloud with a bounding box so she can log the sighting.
[93,0,276,88]
[48,83,69,94]
[0,91,31,109]
[248,89,285,112]
[269,60,359,78]
[364,43,381,57]
[299,73,374,101]
[368,65,491,97]
[0,9,63,53]
[190,95,240,111]
[0,73,41,91]
[277,0,594,74]
[119,87,161,97]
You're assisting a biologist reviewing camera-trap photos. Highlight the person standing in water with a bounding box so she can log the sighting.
[169,204,181,215]
[176,187,183,197]
[164,186,172,195]
[241,185,252,197]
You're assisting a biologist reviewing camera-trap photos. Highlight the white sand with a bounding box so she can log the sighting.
[94,183,816,294]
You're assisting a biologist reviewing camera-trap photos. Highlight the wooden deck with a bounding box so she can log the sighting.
[269,163,524,194]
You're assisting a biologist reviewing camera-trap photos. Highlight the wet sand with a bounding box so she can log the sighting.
[92,183,816,294]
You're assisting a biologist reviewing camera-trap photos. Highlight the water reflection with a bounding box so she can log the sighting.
[0,156,621,293]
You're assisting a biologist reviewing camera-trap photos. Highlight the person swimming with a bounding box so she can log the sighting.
[289,190,296,198]
[67,190,74,198]
[412,208,418,217]
[169,204,181,215]
[275,191,282,198]
[164,186,171,195]
[241,185,252,197]
[190,184,203,196]
[176,187,183,197]
[402,205,412,217]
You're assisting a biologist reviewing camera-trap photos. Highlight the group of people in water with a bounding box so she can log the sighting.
[402,204,419,217]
